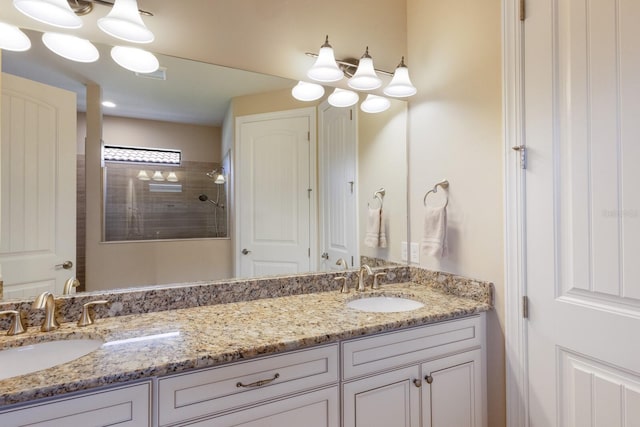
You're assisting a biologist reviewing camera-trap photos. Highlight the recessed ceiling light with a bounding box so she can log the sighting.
[102,101,117,108]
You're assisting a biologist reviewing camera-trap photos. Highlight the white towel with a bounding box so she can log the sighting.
[421,205,447,257]
[364,207,387,248]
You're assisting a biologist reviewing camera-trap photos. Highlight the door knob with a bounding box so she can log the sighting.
[321,252,329,260]
[242,249,251,255]
[425,375,433,384]
[55,261,73,270]
[413,379,422,388]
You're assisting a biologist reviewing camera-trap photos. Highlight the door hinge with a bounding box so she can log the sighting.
[522,295,529,319]
[519,0,526,21]
[351,256,354,267]
[308,248,311,257]
[512,145,527,169]
[307,188,312,199]
[350,109,353,120]
[307,131,310,141]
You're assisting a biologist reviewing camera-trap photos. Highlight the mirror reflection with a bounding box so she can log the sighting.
[0,29,407,300]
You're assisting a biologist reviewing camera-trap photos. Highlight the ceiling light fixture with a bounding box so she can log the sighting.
[42,32,99,63]
[98,0,154,44]
[13,0,82,29]
[348,47,382,91]
[328,88,359,108]
[291,81,325,102]
[111,45,159,73]
[306,35,343,83]
[0,22,31,51]
[383,57,417,97]
[102,100,117,108]
[360,94,391,114]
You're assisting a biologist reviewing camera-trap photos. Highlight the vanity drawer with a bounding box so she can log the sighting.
[342,315,483,380]
[157,344,339,426]
[0,381,151,427]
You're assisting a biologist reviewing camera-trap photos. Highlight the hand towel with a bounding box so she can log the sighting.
[364,207,387,248]
[421,205,447,257]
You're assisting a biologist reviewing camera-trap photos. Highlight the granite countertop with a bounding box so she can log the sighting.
[0,281,491,407]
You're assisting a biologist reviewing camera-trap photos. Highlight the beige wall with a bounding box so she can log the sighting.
[407,0,505,426]
[82,112,232,291]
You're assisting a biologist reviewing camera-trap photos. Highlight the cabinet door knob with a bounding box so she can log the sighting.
[425,375,433,384]
[413,379,422,388]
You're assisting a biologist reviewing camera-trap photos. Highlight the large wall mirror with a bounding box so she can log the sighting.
[0,29,407,299]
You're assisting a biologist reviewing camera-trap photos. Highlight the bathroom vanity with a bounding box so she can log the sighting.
[0,269,492,427]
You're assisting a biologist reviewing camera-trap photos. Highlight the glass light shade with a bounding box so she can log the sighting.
[328,88,359,108]
[166,171,178,182]
[42,32,99,63]
[152,171,164,181]
[137,170,150,181]
[98,0,154,43]
[383,60,417,97]
[291,81,325,102]
[306,36,343,83]
[13,0,82,29]
[111,46,159,73]
[0,22,31,51]
[360,94,391,114]
[214,172,226,185]
[348,49,381,91]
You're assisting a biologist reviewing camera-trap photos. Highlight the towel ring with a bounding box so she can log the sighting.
[369,188,385,209]
[423,180,449,207]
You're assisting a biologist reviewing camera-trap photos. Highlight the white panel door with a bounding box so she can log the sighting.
[318,101,357,270]
[0,73,76,298]
[237,109,315,278]
[524,0,640,425]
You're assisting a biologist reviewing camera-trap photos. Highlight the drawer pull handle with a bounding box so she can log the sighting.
[236,373,280,388]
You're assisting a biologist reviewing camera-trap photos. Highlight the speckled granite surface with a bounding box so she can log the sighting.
[0,280,491,407]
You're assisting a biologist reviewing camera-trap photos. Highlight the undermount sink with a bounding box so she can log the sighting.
[347,296,425,313]
[0,338,104,381]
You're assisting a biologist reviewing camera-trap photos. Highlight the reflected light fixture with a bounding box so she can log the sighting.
[42,32,99,63]
[152,171,164,181]
[328,88,359,108]
[291,81,325,102]
[360,94,391,114]
[102,101,117,108]
[383,57,417,97]
[166,171,178,182]
[0,22,31,51]
[348,47,382,91]
[13,0,82,29]
[111,45,159,73]
[306,35,343,83]
[206,168,226,185]
[136,170,150,181]
[98,0,154,43]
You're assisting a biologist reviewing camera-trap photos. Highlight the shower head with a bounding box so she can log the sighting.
[198,193,224,208]
[198,194,209,202]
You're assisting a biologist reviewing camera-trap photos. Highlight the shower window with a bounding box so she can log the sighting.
[102,146,227,241]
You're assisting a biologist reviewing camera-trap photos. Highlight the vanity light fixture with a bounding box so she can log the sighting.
[42,32,99,63]
[306,35,343,83]
[152,171,165,181]
[328,88,359,108]
[0,22,31,51]
[206,168,226,185]
[166,171,179,182]
[136,170,150,181]
[110,45,159,73]
[13,0,82,29]
[360,94,390,114]
[291,81,325,102]
[383,57,417,97]
[348,47,382,91]
[98,0,154,44]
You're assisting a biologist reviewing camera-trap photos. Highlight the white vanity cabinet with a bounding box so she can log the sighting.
[0,381,152,427]
[341,315,486,427]
[156,344,339,427]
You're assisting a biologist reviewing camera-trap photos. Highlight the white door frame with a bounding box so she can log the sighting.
[503,0,529,425]
[233,107,317,277]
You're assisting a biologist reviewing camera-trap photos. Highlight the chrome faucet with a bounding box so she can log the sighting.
[32,292,60,332]
[357,264,373,292]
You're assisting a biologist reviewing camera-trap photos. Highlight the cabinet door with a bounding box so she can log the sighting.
[343,365,421,427]
[182,387,338,427]
[421,349,485,427]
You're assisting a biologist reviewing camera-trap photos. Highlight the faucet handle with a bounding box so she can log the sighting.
[372,272,386,290]
[0,310,26,336]
[334,276,349,293]
[78,300,109,327]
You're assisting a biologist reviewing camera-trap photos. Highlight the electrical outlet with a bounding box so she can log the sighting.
[400,242,408,261]
[410,242,420,263]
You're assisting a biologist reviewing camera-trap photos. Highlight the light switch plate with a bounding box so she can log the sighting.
[410,242,420,263]
[401,242,408,261]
